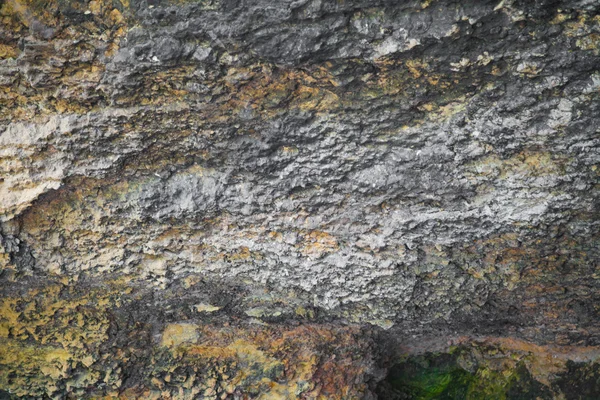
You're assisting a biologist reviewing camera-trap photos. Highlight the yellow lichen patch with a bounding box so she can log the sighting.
[366,57,454,100]
[0,283,116,348]
[268,231,284,244]
[0,274,373,399]
[294,305,315,319]
[187,339,279,365]
[421,0,433,9]
[0,1,24,33]
[3,0,59,28]
[1,0,128,123]
[516,62,542,76]
[576,33,600,53]
[60,63,104,86]
[161,324,199,347]
[551,12,571,25]
[562,14,594,36]
[211,245,263,263]
[194,303,221,313]
[279,146,299,155]
[162,324,373,399]
[0,43,18,59]
[222,66,340,118]
[0,339,73,396]
[426,97,467,122]
[465,151,565,181]
[0,280,131,397]
[115,65,196,107]
[300,230,339,257]
[502,151,565,178]
[295,85,339,112]
[418,102,437,112]
[183,339,290,397]
[405,59,428,79]
[560,13,600,54]
[491,65,504,76]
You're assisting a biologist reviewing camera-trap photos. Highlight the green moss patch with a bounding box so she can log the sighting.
[377,350,554,400]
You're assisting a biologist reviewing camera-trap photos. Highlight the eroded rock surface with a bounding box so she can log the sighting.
[1,0,599,398]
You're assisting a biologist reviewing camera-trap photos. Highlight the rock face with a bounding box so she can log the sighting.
[1,0,599,398]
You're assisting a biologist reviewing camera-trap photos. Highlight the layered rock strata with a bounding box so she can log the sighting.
[1,0,599,397]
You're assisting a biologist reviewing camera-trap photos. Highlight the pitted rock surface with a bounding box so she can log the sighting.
[1,0,599,398]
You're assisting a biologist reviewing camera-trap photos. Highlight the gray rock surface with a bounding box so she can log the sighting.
[1,0,599,397]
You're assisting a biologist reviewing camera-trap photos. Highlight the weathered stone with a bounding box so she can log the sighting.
[1,0,599,397]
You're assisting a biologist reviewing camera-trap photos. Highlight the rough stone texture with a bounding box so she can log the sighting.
[1,0,599,398]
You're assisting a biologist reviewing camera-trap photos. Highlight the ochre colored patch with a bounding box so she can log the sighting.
[161,324,199,347]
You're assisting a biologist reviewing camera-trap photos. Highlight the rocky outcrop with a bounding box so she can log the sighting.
[1,0,599,398]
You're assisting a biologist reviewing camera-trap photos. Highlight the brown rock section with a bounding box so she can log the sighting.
[0,277,379,398]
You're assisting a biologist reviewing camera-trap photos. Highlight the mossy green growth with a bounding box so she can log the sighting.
[383,353,474,399]
[379,350,553,400]
[466,367,515,400]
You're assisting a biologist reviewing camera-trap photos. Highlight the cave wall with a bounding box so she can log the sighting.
[1,0,599,398]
